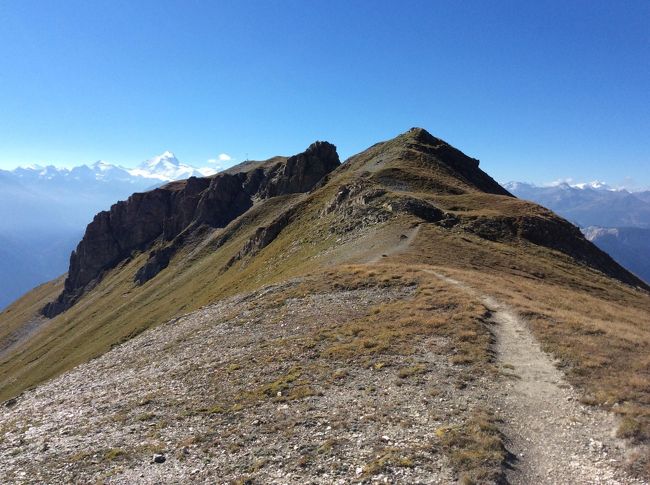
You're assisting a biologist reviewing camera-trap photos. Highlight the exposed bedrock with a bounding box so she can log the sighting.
[43,142,340,317]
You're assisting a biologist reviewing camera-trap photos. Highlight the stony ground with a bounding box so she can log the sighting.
[0,266,645,484]
[0,270,493,484]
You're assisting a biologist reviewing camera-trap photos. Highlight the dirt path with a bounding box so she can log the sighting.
[428,271,643,485]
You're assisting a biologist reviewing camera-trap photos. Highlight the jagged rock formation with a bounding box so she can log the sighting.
[43,142,339,317]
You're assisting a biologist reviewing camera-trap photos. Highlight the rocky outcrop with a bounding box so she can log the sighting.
[133,244,178,285]
[463,212,649,289]
[389,196,447,223]
[225,205,300,269]
[43,142,340,317]
[255,141,340,198]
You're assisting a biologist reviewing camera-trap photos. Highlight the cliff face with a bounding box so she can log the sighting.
[43,141,339,317]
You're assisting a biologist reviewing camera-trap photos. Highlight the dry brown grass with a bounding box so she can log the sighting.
[434,265,650,474]
[192,265,495,423]
[345,213,648,465]
[361,447,416,478]
[437,408,507,484]
[345,214,649,476]
[306,265,494,378]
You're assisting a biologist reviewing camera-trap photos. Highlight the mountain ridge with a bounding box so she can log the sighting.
[503,180,650,229]
[43,141,340,316]
[1,128,649,482]
[42,128,646,318]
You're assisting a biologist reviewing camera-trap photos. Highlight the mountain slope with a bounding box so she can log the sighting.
[1,128,648,482]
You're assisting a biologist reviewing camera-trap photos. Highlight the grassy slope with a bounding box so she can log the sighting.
[388,223,650,450]
[0,277,63,346]
[0,130,648,474]
[0,193,322,400]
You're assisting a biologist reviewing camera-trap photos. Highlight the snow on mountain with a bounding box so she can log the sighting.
[570,181,613,190]
[504,180,650,229]
[10,151,218,183]
[503,180,622,192]
[127,151,217,181]
[0,151,219,309]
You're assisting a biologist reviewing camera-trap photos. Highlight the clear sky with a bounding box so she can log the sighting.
[1,0,648,187]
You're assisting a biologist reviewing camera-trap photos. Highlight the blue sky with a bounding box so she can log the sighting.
[0,0,648,187]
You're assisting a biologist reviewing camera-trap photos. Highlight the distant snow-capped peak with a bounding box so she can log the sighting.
[140,151,180,169]
[561,180,613,191]
[128,151,217,181]
[21,163,46,171]
[92,160,117,171]
[582,226,619,240]
[503,180,622,192]
[10,151,218,183]
[502,181,530,191]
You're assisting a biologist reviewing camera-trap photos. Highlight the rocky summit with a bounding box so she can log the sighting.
[0,128,649,484]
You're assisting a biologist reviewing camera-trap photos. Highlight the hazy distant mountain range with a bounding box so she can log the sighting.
[504,181,650,282]
[581,226,650,284]
[7,150,216,186]
[502,181,650,228]
[0,152,218,309]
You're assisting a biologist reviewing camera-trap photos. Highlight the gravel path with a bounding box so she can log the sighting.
[429,271,645,485]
